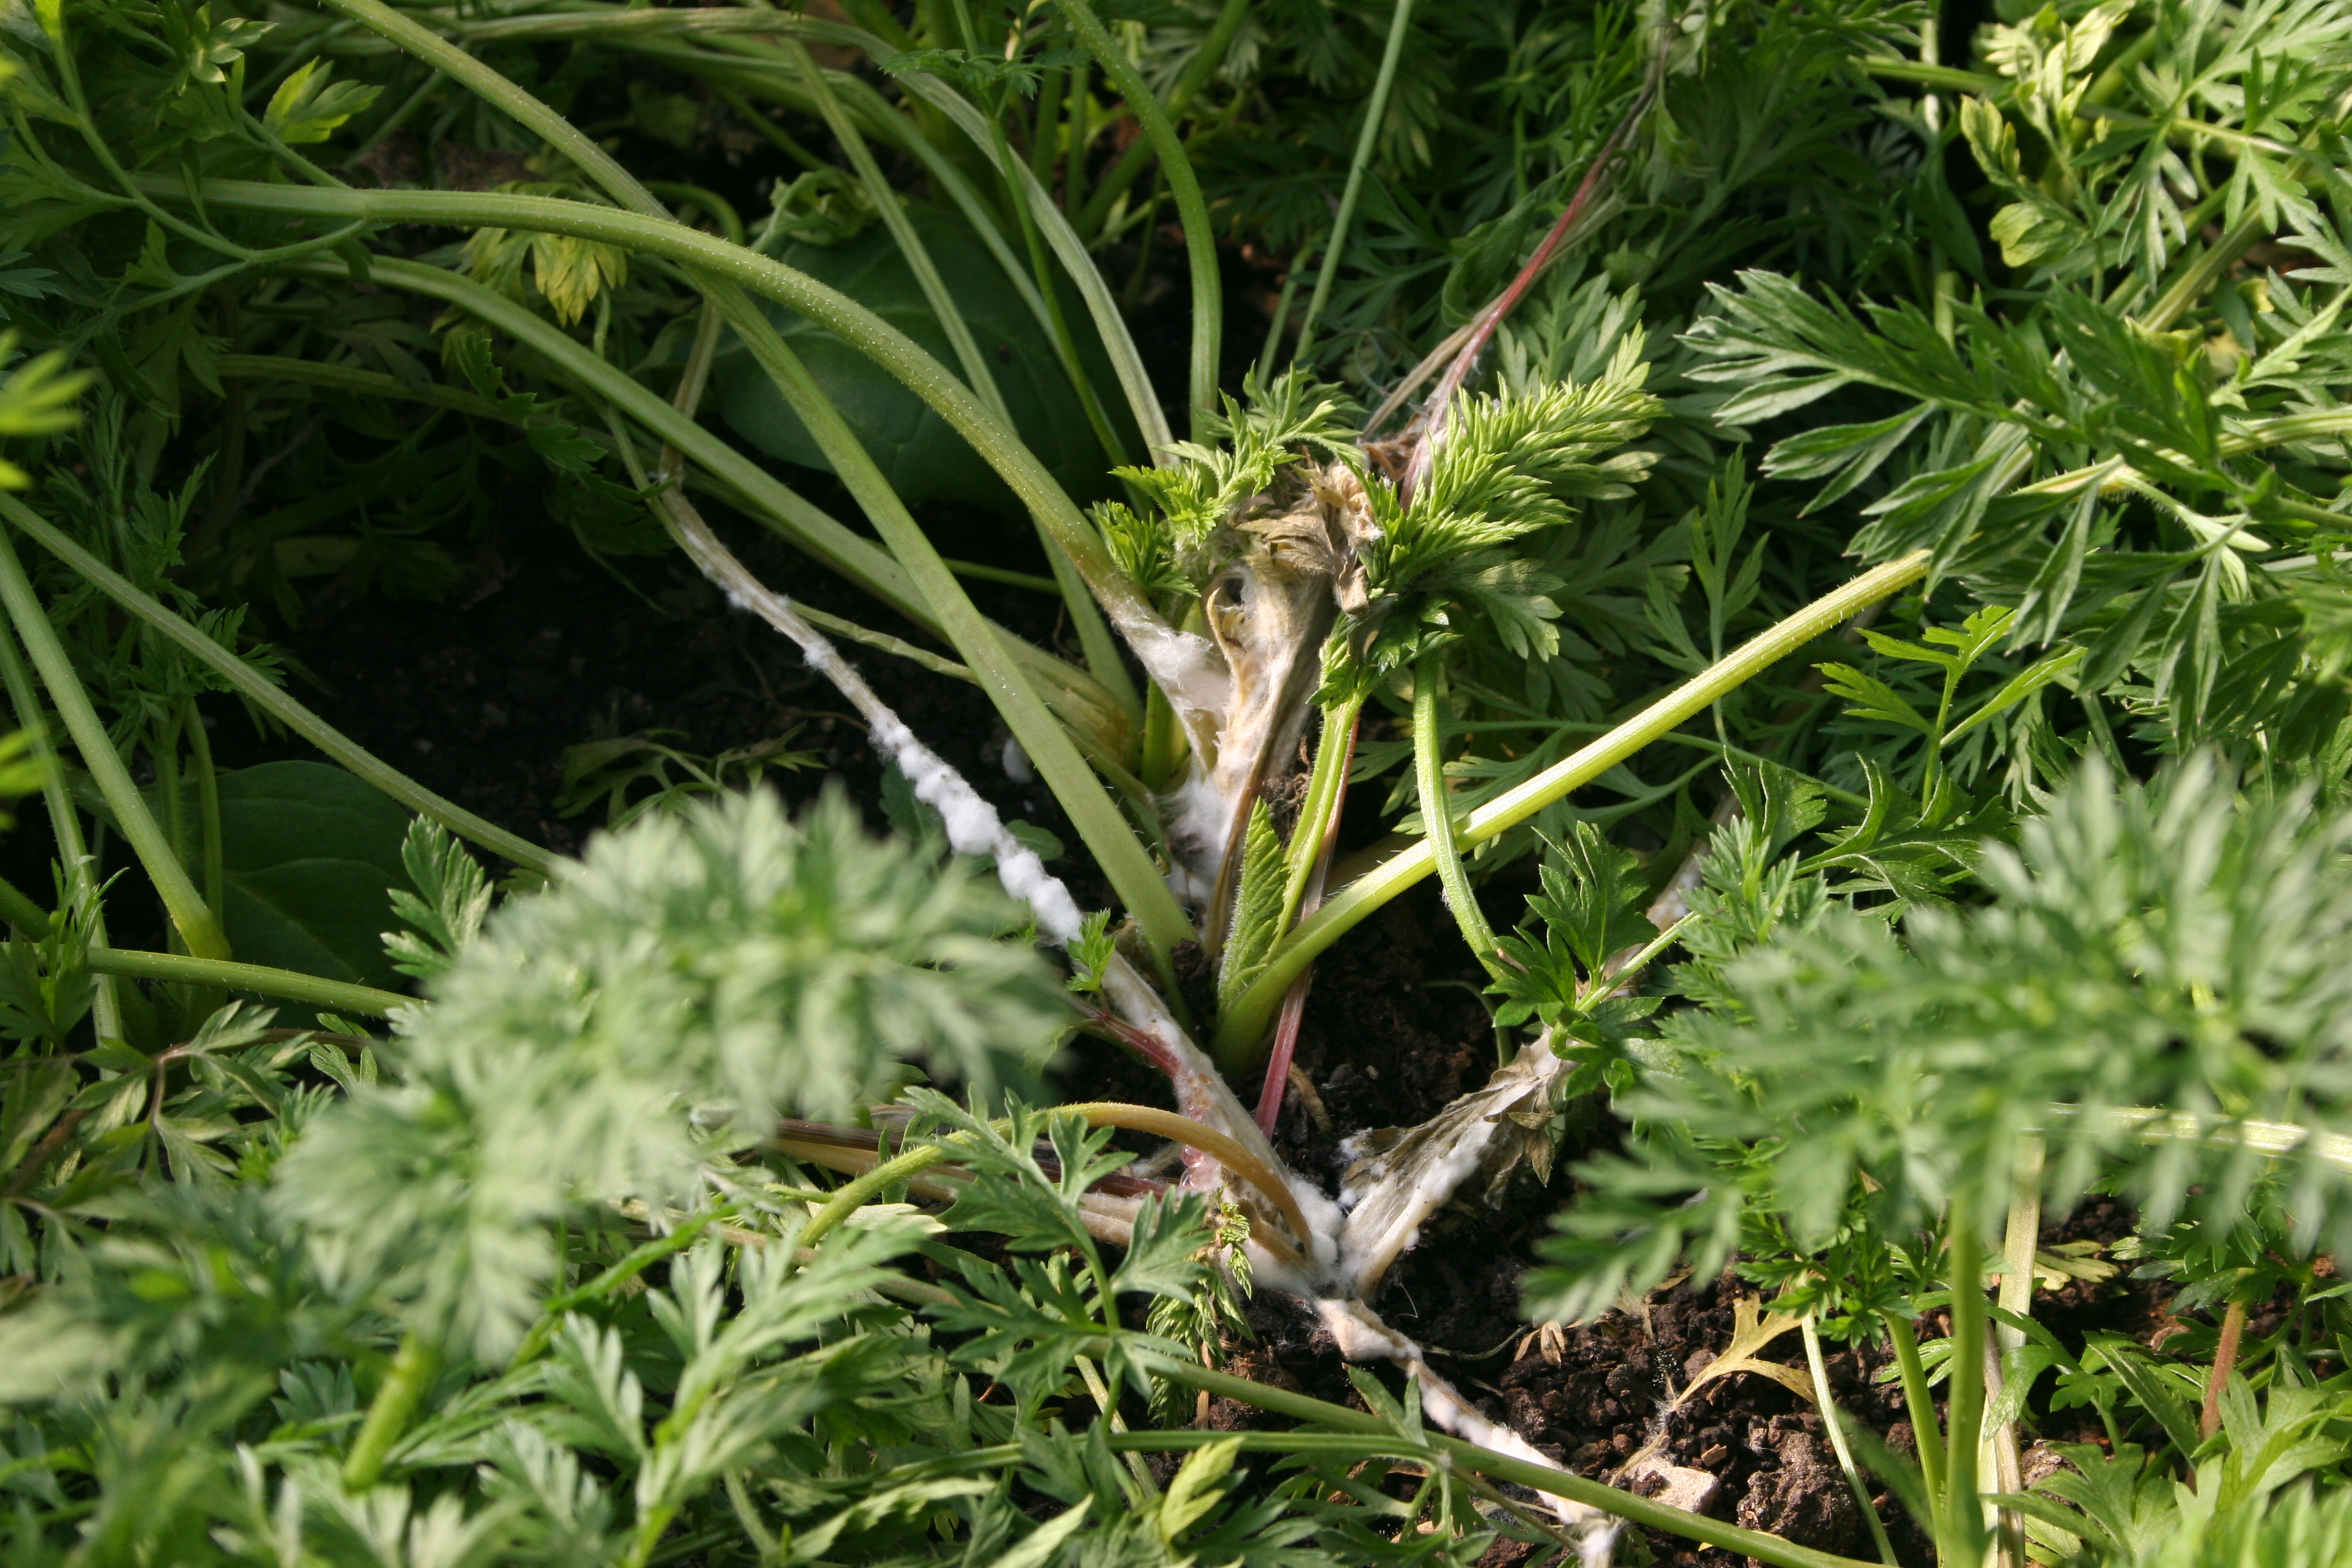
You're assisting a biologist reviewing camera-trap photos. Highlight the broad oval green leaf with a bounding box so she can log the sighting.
[710,203,1132,511]
[207,760,416,990]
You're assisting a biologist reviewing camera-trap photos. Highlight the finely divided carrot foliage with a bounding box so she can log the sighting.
[3,0,2352,1564]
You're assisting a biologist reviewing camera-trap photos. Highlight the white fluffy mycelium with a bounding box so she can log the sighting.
[671,489,1622,1563]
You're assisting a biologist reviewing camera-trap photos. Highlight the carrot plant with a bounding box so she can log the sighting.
[3,0,2352,1563]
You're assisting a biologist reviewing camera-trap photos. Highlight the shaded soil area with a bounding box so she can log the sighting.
[1204,1196,2194,1568]
[224,497,1106,894]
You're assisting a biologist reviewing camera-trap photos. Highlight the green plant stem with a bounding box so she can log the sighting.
[1414,652,1502,977]
[510,1213,724,1369]
[83,948,408,1018]
[1294,0,1416,358]
[0,526,228,962]
[1943,1212,1990,1565]
[715,83,835,177]
[2224,407,2352,453]
[342,1331,439,1491]
[155,709,186,921]
[0,491,558,877]
[1063,60,1091,219]
[183,693,225,921]
[1075,1351,1161,1492]
[295,3,1172,650]
[1857,56,2003,94]
[1072,0,1247,238]
[901,42,1138,715]
[1883,1311,1948,1505]
[1031,64,1066,183]
[2143,205,2268,332]
[0,873,48,936]
[0,620,117,1037]
[787,39,1011,428]
[995,90,1142,481]
[1015,215,1136,467]
[1138,1355,1882,1568]
[640,180,744,244]
[1279,693,1363,931]
[1140,677,1185,792]
[1057,0,1220,439]
[1598,912,1694,997]
[797,1142,949,1250]
[1804,1314,1899,1567]
[722,1472,781,1559]
[876,65,1175,459]
[1213,549,1932,1061]
[780,605,973,684]
[620,1507,673,1568]
[943,558,1061,595]
[1260,234,1320,366]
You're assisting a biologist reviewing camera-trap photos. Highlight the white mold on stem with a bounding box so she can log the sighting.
[1159,466,1371,936]
[1122,619,1232,736]
[671,497,1342,1268]
[669,495,1084,943]
[860,701,1083,942]
[1314,1297,1620,1561]
[664,479,1637,1553]
[1099,953,1344,1275]
[1336,1038,1566,1300]
[1155,770,1229,907]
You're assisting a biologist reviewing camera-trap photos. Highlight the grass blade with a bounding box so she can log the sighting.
[1057,0,1221,440]
[0,524,228,960]
[0,491,559,878]
[1293,0,1416,360]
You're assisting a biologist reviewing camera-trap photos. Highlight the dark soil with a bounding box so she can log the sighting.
[229,499,1106,889]
[1201,1193,2197,1568]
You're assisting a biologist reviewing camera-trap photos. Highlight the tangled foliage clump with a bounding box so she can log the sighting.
[284,790,1067,1363]
[11,0,2352,1562]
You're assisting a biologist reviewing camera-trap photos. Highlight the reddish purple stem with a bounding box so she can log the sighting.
[1080,1001,1185,1078]
[1400,85,1658,506]
[771,1117,1170,1199]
